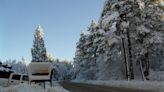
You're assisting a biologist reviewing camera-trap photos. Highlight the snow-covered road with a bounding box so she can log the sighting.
[60,82,152,92]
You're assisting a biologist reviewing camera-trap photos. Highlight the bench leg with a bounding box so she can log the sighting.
[28,81,31,85]
[50,81,52,87]
[44,82,45,89]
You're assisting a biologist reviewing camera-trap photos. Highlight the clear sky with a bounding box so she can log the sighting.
[0,0,105,63]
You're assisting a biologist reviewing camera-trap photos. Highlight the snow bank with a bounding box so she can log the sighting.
[0,78,9,87]
[0,67,10,72]
[0,83,69,92]
[72,80,164,92]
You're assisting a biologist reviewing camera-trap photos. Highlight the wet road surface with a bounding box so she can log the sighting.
[60,82,153,92]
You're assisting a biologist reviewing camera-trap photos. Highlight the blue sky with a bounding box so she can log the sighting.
[0,0,104,63]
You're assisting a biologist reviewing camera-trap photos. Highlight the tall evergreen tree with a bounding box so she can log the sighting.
[74,0,164,80]
[31,25,48,62]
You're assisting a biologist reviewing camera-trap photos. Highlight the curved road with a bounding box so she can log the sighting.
[60,82,153,92]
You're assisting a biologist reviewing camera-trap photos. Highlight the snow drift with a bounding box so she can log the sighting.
[0,83,69,92]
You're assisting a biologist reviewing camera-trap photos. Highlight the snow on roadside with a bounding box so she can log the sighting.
[72,80,164,92]
[0,78,9,87]
[0,82,69,92]
[0,78,69,92]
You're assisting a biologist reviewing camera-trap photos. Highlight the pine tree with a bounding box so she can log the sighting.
[47,52,55,62]
[21,57,27,65]
[74,20,101,79]
[31,25,48,62]
[89,20,97,32]
[74,0,164,80]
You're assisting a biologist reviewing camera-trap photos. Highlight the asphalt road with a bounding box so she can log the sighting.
[60,82,153,92]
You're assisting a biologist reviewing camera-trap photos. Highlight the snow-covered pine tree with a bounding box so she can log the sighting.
[0,60,2,66]
[31,25,48,62]
[52,59,73,80]
[74,31,88,79]
[74,20,101,80]
[47,52,55,62]
[12,57,27,74]
[74,0,164,80]
[21,57,27,65]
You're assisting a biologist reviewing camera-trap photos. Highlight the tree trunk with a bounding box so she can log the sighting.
[121,37,130,80]
[139,60,146,81]
[127,28,134,79]
[144,52,149,80]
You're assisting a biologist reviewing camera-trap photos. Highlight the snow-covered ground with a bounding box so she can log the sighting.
[0,83,69,92]
[0,78,69,92]
[0,78,9,87]
[72,80,164,92]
